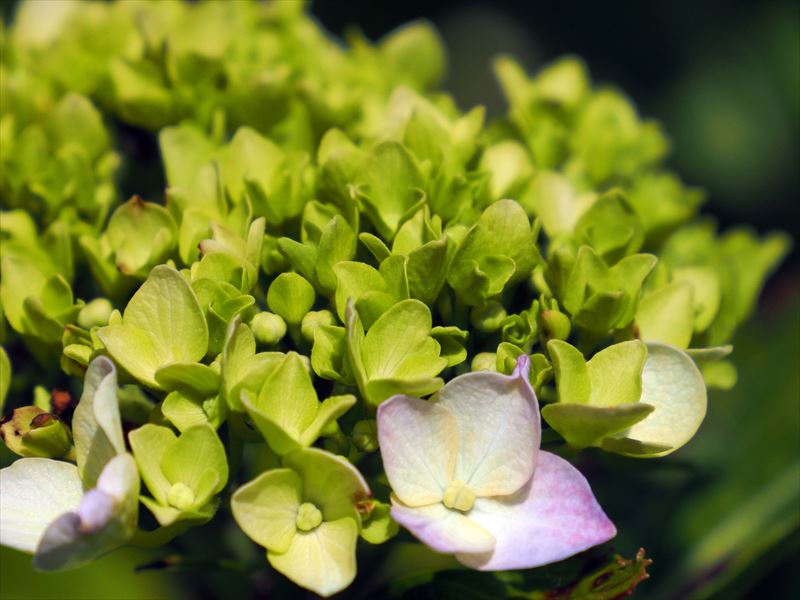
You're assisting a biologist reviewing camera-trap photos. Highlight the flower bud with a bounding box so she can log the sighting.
[77,298,114,329]
[301,310,337,343]
[0,406,73,458]
[539,309,571,343]
[471,352,497,372]
[251,312,287,346]
[352,420,378,452]
[470,301,507,333]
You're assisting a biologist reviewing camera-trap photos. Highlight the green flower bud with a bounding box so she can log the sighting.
[167,482,196,510]
[352,420,378,452]
[300,310,337,343]
[250,312,287,346]
[267,273,315,325]
[77,298,114,329]
[470,301,507,333]
[539,309,572,343]
[0,406,73,458]
[295,502,323,532]
[471,352,497,372]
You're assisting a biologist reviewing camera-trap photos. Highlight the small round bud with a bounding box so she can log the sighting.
[0,406,73,458]
[167,482,196,511]
[471,352,497,372]
[251,312,287,346]
[539,309,571,342]
[77,298,114,329]
[352,420,379,452]
[300,310,337,343]
[470,301,507,333]
[295,502,323,532]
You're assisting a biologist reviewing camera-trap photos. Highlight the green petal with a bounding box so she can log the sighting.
[284,448,370,523]
[636,282,694,348]
[129,424,175,506]
[301,395,356,446]
[231,469,301,554]
[542,403,654,449]
[548,339,590,405]
[607,343,707,457]
[586,340,647,407]
[267,518,358,597]
[160,425,228,496]
[154,362,221,398]
[97,266,208,388]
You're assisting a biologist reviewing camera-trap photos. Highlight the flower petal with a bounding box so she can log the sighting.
[456,451,616,570]
[0,459,83,553]
[267,517,359,598]
[34,455,140,571]
[231,468,301,554]
[72,356,125,488]
[435,354,539,496]
[377,394,457,506]
[390,498,495,554]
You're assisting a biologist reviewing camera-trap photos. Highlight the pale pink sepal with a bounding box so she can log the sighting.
[456,451,617,570]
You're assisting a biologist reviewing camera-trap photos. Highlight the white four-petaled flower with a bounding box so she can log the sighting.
[377,355,616,569]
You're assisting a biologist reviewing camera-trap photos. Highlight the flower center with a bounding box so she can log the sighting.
[167,482,196,510]
[296,502,323,531]
[442,480,476,512]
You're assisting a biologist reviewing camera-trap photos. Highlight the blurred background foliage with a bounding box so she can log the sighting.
[1,0,797,598]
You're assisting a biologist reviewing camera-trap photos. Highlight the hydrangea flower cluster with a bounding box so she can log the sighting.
[0,1,788,597]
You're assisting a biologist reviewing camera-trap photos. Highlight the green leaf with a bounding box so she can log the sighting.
[636,282,695,348]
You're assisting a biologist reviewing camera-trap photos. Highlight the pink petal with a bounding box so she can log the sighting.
[377,395,458,507]
[456,451,616,570]
[391,498,495,554]
[434,354,540,497]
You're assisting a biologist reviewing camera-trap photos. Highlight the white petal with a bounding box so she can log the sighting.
[456,451,616,570]
[377,395,457,506]
[0,459,83,553]
[435,354,539,496]
[391,498,495,554]
[392,498,495,554]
